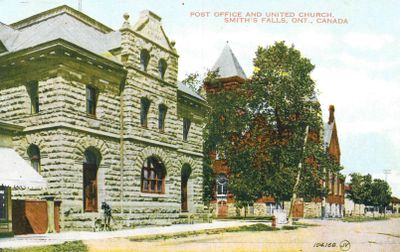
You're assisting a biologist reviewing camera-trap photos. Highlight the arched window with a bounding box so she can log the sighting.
[216,173,228,196]
[158,59,167,79]
[27,81,39,114]
[183,118,191,141]
[140,49,150,71]
[140,98,151,127]
[27,144,40,172]
[141,157,165,194]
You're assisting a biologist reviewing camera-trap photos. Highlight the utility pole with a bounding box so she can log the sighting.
[78,0,82,11]
[383,169,391,182]
[383,169,391,216]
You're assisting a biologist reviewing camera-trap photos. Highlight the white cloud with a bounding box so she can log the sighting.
[292,29,333,51]
[336,53,399,72]
[343,32,395,50]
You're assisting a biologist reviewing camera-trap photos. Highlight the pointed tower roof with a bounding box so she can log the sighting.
[212,42,246,80]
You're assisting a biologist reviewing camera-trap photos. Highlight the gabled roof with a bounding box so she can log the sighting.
[177,82,205,101]
[212,43,246,80]
[323,122,334,148]
[132,10,173,50]
[323,105,340,159]
[392,196,400,204]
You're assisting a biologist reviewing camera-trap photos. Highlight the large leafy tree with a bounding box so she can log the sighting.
[234,42,340,221]
[194,42,341,214]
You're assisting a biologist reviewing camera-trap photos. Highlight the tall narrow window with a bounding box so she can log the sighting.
[158,59,167,79]
[140,98,150,127]
[141,157,165,194]
[27,144,41,173]
[158,104,167,131]
[0,186,7,221]
[28,81,39,114]
[216,174,228,197]
[86,86,97,116]
[183,118,191,141]
[140,49,150,71]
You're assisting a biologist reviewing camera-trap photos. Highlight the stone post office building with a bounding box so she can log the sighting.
[0,5,206,231]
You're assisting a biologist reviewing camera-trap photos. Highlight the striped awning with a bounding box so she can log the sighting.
[0,147,47,189]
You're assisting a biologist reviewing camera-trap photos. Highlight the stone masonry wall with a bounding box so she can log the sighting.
[0,10,206,231]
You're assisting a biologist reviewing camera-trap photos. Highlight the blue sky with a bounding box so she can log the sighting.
[1,0,399,196]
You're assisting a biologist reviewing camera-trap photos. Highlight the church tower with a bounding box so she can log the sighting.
[204,42,247,94]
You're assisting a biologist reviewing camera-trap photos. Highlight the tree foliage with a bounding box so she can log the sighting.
[348,173,391,211]
[190,41,342,206]
[226,41,340,204]
[370,178,392,209]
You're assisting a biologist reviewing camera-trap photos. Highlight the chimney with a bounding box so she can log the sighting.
[328,105,335,124]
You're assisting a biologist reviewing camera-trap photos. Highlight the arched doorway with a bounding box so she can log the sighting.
[181,164,192,212]
[83,149,100,212]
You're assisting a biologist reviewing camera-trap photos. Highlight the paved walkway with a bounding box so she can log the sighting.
[0,220,267,249]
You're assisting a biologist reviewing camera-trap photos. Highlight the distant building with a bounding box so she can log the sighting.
[344,184,365,216]
[0,5,206,232]
[322,105,345,218]
[391,196,400,214]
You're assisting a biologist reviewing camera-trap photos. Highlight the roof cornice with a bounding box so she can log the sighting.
[0,38,125,73]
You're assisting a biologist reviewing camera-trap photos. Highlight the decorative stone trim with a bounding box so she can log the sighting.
[75,135,110,162]
[135,146,173,174]
[177,156,197,172]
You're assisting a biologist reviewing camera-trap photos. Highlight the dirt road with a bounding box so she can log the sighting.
[85,218,400,252]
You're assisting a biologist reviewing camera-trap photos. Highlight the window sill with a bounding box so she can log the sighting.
[139,192,167,198]
[86,114,97,119]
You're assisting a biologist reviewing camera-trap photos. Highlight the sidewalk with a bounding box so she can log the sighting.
[0,220,268,249]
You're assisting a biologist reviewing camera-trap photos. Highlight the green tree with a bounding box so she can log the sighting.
[370,178,391,216]
[348,173,372,214]
[242,42,339,223]
[206,42,339,217]
[193,42,341,216]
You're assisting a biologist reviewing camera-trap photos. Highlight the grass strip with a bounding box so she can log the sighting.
[1,241,88,252]
[129,223,302,242]
[342,216,389,222]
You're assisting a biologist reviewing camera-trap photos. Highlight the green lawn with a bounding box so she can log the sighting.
[129,223,305,242]
[342,216,389,222]
[1,241,88,252]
